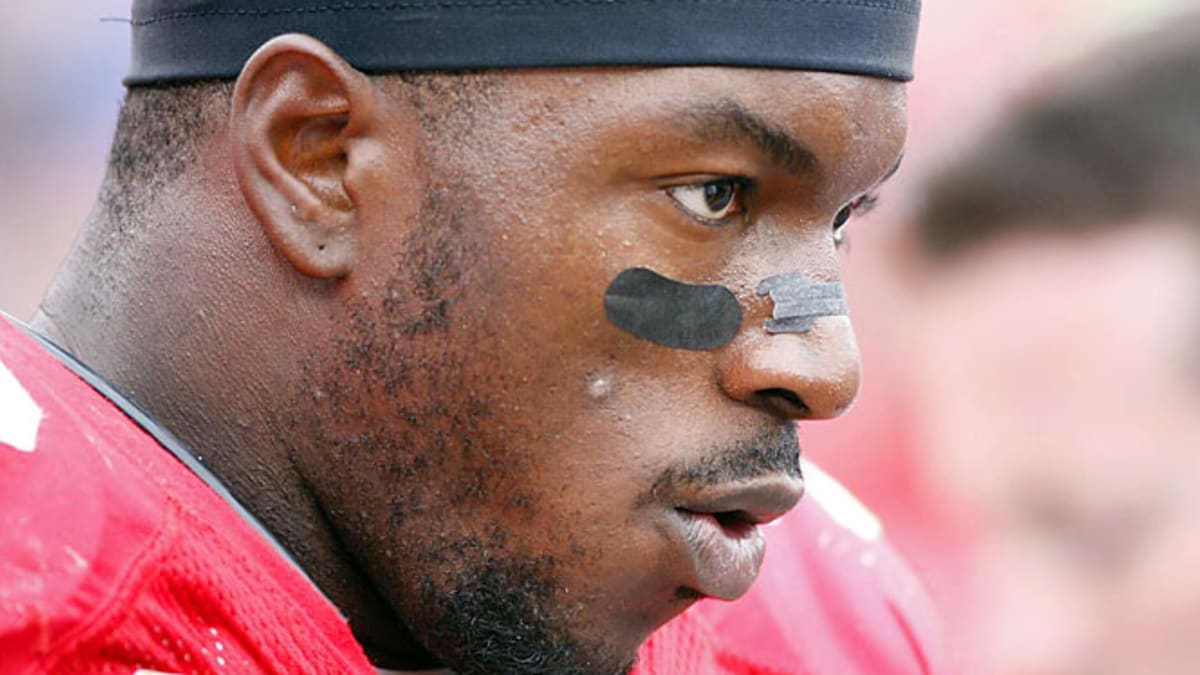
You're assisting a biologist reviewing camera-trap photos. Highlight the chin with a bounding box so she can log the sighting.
[402,550,651,675]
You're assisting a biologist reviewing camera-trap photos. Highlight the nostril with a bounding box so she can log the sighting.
[755,388,810,417]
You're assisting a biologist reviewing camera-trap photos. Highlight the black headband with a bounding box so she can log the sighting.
[127,0,920,85]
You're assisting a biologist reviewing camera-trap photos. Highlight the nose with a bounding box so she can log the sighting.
[716,314,862,420]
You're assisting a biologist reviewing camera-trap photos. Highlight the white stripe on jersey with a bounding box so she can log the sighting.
[0,358,41,453]
[801,459,883,541]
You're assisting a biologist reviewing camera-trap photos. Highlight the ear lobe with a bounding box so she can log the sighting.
[231,34,376,279]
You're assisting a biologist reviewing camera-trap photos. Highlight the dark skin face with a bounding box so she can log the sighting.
[38,36,905,675]
[283,65,905,673]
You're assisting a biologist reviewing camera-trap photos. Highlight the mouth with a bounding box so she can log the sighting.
[669,475,805,600]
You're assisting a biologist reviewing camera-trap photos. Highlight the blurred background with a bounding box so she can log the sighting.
[2,1,1198,672]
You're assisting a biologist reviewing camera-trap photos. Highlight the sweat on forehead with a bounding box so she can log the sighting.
[128,0,920,85]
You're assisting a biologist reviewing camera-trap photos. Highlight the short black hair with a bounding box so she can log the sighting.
[99,70,498,229]
[916,16,1200,259]
[106,81,233,203]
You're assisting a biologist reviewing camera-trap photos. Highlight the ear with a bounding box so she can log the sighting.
[231,34,378,279]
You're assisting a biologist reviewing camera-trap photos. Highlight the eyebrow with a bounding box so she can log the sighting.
[682,100,820,178]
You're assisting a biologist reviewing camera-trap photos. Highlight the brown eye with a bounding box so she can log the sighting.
[667,178,750,226]
[703,181,736,212]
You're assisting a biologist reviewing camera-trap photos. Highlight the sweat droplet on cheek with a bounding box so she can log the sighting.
[587,374,614,400]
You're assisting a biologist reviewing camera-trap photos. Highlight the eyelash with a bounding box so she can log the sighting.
[665,177,755,228]
[664,177,882,247]
[833,191,881,249]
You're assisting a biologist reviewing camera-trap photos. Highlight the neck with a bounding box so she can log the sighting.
[32,271,440,670]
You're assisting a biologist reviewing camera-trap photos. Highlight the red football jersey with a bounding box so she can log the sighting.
[0,316,946,674]
[0,318,376,674]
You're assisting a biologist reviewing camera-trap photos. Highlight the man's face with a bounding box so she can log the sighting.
[290,67,905,673]
[912,221,1200,675]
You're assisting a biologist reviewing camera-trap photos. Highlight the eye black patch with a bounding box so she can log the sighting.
[604,268,743,350]
[756,273,848,334]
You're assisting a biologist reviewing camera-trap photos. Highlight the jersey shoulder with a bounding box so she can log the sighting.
[0,318,166,669]
[0,319,372,674]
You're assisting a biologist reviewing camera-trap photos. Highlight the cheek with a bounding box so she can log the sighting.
[475,243,715,421]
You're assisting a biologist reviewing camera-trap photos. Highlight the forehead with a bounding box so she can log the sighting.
[453,67,906,193]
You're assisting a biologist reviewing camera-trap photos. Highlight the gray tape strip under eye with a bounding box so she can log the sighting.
[757,273,848,334]
[605,267,743,350]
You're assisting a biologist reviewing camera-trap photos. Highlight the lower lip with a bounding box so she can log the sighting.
[675,510,767,600]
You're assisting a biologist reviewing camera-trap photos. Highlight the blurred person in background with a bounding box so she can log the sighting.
[907,16,1200,675]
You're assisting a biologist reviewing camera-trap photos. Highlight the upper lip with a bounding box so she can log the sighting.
[675,473,806,525]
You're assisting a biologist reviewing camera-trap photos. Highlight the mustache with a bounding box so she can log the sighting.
[645,424,802,500]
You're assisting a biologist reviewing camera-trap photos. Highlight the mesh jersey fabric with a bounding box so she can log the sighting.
[0,317,375,674]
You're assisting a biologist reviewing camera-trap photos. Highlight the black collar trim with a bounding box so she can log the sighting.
[4,314,326,600]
